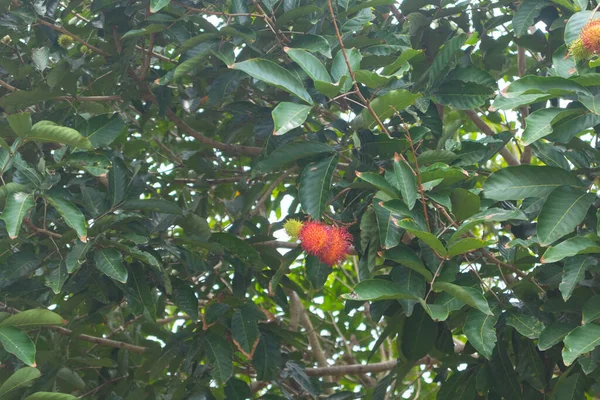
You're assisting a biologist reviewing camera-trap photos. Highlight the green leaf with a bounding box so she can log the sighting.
[170,279,199,320]
[66,241,91,273]
[513,0,546,37]
[537,186,595,246]
[515,338,546,391]
[432,81,494,110]
[1,192,35,240]
[32,47,49,72]
[401,306,437,360]
[7,112,32,137]
[559,256,597,301]
[231,309,260,358]
[450,208,528,243]
[391,266,426,316]
[45,262,68,294]
[122,199,182,215]
[395,219,448,257]
[464,309,498,359]
[563,323,600,366]
[173,42,214,79]
[0,183,29,200]
[272,102,312,136]
[450,188,480,221]
[82,114,126,148]
[305,255,332,290]
[45,196,87,242]
[522,108,573,145]
[0,309,64,329]
[432,282,492,315]
[343,279,421,301]
[393,158,417,210]
[355,171,398,197]
[382,49,422,76]
[150,0,170,12]
[0,367,40,399]
[94,248,127,283]
[583,295,600,324]
[25,121,93,150]
[23,394,77,400]
[204,332,233,382]
[373,201,403,250]
[538,321,578,351]
[383,245,433,281]
[488,342,522,399]
[437,371,477,400]
[505,310,545,339]
[254,141,334,174]
[299,154,338,219]
[0,89,59,112]
[314,77,347,97]
[341,8,374,32]
[331,48,361,92]
[447,238,492,257]
[288,34,331,58]
[483,166,583,201]
[252,332,281,381]
[354,89,421,129]
[0,326,35,366]
[121,24,167,39]
[232,59,313,104]
[108,157,129,206]
[285,48,331,83]
[542,236,600,263]
[552,373,585,400]
[428,34,467,86]
[548,110,600,143]
[275,5,322,28]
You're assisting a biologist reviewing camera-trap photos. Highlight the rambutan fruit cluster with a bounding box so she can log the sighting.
[569,19,600,61]
[284,219,352,266]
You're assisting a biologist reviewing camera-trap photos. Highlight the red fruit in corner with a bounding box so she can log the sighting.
[581,19,600,55]
[299,221,330,256]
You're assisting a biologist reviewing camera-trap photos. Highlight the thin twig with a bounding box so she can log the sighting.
[465,110,520,166]
[37,19,110,57]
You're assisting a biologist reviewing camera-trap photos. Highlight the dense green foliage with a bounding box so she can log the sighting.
[1,0,600,398]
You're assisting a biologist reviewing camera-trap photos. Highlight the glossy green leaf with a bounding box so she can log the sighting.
[355,171,398,197]
[447,238,492,257]
[383,245,433,281]
[94,248,127,283]
[583,295,600,324]
[393,158,417,210]
[232,59,313,104]
[432,282,492,315]
[25,121,93,150]
[559,256,597,301]
[46,196,87,242]
[450,188,480,221]
[0,309,64,329]
[275,5,321,28]
[428,34,467,86]
[254,141,334,174]
[1,192,35,239]
[522,108,576,145]
[82,114,126,148]
[305,255,332,290]
[483,166,583,201]
[513,0,546,37]
[24,393,77,400]
[299,154,338,219]
[204,332,233,382]
[285,48,331,82]
[537,186,594,246]
[272,102,312,136]
[395,219,448,257]
[506,311,545,339]
[121,199,182,215]
[432,81,494,110]
[331,48,362,92]
[373,201,403,249]
[401,306,437,360]
[170,279,199,320]
[552,373,585,399]
[231,309,260,358]
[354,90,421,129]
[563,323,600,366]
[464,309,498,359]
[538,321,578,351]
[565,11,600,45]
[0,326,35,366]
[542,236,600,263]
[7,112,32,137]
[150,0,170,12]
[0,367,40,399]
[488,342,522,399]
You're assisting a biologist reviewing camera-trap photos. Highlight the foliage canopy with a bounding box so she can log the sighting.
[1,0,600,398]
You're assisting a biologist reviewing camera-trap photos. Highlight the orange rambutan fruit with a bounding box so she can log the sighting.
[581,19,600,55]
[317,226,352,266]
[298,221,330,256]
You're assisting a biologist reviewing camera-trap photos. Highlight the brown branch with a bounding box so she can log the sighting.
[140,34,155,79]
[77,376,127,399]
[37,19,110,57]
[55,95,122,102]
[0,79,17,92]
[24,219,63,239]
[164,108,263,157]
[305,360,398,377]
[251,168,296,217]
[464,110,520,166]
[517,47,532,164]
[389,5,404,22]
[50,326,147,353]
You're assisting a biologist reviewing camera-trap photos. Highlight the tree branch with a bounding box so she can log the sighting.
[305,360,398,377]
[517,46,532,164]
[37,19,111,57]
[464,110,520,166]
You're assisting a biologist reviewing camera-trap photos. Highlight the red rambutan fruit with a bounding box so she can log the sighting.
[317,226,352,266]
[299,221,330,256]
[581,19,600,55]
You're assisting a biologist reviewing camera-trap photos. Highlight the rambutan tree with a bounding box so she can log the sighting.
[1,0,600,398]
